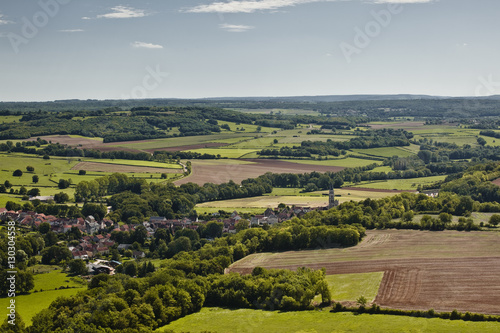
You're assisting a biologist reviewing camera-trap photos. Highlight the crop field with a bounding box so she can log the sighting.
[71,161,182,174]
[286,157,382,168]
[349,175,447,190]
[175,159,345,185]
[229,229,500,315]
[0,269,86,325]
[83,159,181,169]
[366,121,426,131]
[186,148,261,159]
[196,188,398,211]
[351,146,415,158]
[217,120,281,133]
[160,307,500,333]
[231,108,321,116]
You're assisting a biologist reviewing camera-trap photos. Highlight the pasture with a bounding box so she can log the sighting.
[351,146,415,158]
[349,175,447,190]
[322,272,384,303]
[0,269,86,325]
[229,229,500,315]
[159,307,500,333]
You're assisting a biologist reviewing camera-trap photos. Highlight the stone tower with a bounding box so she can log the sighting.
[328,185,339,209]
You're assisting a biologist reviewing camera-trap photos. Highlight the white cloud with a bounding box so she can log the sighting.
[220,24,255,32]
[0,13,12,25]
[59,29,84,33]
[185,0,319,13]
[131,41,163,49]
[97,6,148,19]
[185,0,433,13]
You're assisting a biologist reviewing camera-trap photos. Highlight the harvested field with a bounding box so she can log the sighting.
[27,135,103,148]
[229,230,500,315]
[72,162,183,173]
[175,159,344,185]
[492,178,500,186]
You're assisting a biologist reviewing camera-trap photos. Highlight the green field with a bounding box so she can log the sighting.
[0,115,22,123]
[0,269,86,325]
[84,159,181,169]
[231,108,321,116]
[196,188,397,212]
[326,272,384,302]
[351,146,415,158]
[159,307,500,333]
[0,153,182,206]
[285,157,382,168]
[350,175,447,190]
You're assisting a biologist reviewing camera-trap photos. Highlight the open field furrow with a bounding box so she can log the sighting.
[229,230,500,314]
[175,159,344,185]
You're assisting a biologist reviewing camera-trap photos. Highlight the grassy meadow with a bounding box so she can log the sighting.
[0,268,86,325]
[159,307,500,333]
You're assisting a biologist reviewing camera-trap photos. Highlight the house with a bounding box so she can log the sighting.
[117,244,132,251]
[132,250,145,259]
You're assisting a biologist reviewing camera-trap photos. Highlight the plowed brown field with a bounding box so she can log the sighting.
[174,159,344,185]
[229,230,500,314]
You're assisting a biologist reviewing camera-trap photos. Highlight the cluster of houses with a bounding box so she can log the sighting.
[0,204,329,270]
[0,208,115,234]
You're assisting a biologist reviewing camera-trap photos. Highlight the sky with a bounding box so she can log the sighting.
[0,0,499,101]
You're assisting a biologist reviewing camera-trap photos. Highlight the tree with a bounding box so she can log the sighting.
[68,259,88,276]
[39,222,51,234]
[0,310,26,333]
[489,214,500,226]
[27,188,40,197]
[357,295,368,307]
[32,175,39,184]
[19,186,27,195]
[41,245,72,265]
[13,169,23,177]
[203,221,223,239]
[58,179,71,189]
[235,219,250,233]
[26,166,34,172]
[4,180,12,189]
[5,201,21,211]
[42,155,50,160]
[123,261,137,277]
[53,192,69,204]
[78,170,86,175]
[81,203,107,221]
[477,137,487,146]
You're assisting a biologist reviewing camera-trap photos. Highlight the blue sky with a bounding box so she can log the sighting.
[0,0,499,101]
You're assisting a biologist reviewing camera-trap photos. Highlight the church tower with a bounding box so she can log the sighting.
[328,185,339,209]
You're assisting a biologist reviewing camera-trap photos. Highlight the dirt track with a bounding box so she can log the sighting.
[174,159,345,185]
[229,230,500,315]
